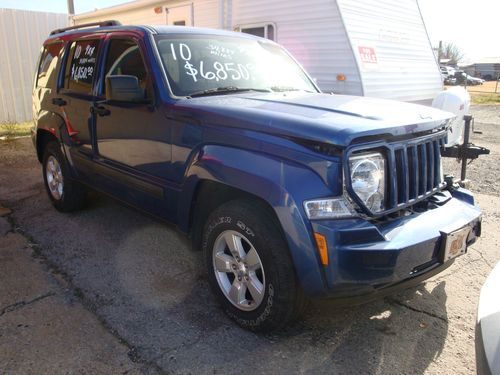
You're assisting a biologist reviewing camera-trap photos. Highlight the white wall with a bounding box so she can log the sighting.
[74,0,220,29]
[0,8,68,123]
[73,3,166,25]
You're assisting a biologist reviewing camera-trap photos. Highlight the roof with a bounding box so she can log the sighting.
[151,25,268,40]
[47,23,267,43]
[48,24,150,39]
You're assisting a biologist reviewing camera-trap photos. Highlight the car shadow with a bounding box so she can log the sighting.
[271,282,449,374]
[17,189,450,374]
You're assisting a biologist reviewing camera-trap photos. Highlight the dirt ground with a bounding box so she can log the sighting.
[465,81,499,94]
[0,105,498,374]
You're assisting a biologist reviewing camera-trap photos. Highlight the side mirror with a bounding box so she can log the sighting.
[105,75,145,102]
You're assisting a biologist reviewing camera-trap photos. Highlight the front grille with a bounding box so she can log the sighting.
[387,136,445,210]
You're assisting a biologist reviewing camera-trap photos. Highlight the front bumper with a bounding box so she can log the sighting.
[309,188,481,299]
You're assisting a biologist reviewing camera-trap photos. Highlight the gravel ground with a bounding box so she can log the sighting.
[0,105,498,374]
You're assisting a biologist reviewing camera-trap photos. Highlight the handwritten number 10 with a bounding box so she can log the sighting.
[169,42,251,82]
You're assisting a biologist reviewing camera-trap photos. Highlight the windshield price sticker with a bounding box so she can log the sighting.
[170,43,252,83]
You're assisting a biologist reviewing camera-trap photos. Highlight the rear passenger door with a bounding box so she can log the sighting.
[58,37,103,159]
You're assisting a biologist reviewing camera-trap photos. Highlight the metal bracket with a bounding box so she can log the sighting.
[442,114,490,181]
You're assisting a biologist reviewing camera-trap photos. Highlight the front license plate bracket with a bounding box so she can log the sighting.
[440,225,471,263]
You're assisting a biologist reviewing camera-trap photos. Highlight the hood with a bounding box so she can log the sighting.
[174,92,453,147]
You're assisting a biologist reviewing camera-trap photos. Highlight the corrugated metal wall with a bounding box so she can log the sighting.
[0,8,67,123]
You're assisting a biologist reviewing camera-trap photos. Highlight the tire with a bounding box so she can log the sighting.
[202,200,306,332]
[42,140,86,212]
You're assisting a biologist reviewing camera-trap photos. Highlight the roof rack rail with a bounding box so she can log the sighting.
[50,20,122,35]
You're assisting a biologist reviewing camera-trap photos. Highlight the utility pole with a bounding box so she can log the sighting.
[67,0,75,15]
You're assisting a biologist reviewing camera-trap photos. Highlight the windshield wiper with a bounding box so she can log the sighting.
[270,86,315,93]
[188,86,271,98]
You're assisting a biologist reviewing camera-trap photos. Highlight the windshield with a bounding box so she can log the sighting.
[154,34,318,97]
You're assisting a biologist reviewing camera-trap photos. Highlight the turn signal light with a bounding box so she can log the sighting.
[336,74,346,81]
[314,232,329,266]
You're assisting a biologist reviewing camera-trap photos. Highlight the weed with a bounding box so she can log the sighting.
[0,121,33,140]
[470,93,500,105]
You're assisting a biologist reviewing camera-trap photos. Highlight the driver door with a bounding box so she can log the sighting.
[94,35,172,184]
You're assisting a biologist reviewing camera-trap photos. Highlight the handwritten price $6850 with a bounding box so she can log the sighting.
[170,43,251,83]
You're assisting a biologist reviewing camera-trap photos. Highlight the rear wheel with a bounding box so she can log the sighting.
[202,200,306,331]
[42,141,86,212]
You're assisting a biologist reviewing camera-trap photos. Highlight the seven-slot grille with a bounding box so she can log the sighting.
[387,135,446,210]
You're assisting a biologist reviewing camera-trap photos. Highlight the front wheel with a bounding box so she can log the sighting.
[42,141,86,212]
[202,200,306,331]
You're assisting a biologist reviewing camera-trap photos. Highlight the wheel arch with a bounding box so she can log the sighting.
[36,128,59,162]
[34,110,66,162]
[188,180,282,252]
[179,145,331,296]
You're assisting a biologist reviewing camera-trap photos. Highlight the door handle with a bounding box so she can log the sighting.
[92,105,111,117]
[52,97,67,107]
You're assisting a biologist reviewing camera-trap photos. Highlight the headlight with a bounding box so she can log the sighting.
[303,197,356,219]
[349,152,385,213]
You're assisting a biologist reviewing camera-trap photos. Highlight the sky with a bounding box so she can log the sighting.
[418,0,500,63]
[0,0,498,62]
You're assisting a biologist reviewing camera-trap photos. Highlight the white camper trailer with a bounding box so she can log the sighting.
[73,0,443,104]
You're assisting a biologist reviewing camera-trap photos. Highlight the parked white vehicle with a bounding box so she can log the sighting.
[73,0,468,146]
[441,65,457,77]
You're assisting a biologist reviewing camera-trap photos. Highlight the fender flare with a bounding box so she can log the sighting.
[34,110,66,161]
[180,145,333,296]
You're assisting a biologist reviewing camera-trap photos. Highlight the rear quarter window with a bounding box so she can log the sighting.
[63,39,101,94]
[36,42,64,88]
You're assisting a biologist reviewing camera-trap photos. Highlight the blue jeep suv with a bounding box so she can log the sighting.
[32,21,481,331]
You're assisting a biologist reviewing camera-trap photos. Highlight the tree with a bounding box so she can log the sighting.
[440,42,465,65]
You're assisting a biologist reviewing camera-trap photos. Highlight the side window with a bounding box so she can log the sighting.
[104,39,149,97]
[37,42,64,88]
[237,24,275,41]
[63,39,100,94]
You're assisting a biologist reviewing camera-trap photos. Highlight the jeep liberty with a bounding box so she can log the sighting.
[32,21,481,331]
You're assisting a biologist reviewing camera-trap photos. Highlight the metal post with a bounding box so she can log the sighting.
[461,115,472,181]
[67,0,75,15]
[495,73,499,94]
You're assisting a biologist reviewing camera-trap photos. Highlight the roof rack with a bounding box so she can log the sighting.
[50,20,122,35]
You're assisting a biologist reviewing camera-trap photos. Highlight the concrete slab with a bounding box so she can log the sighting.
[0,233,52,309]
[0,294,141,374]
[0,232,142,374]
